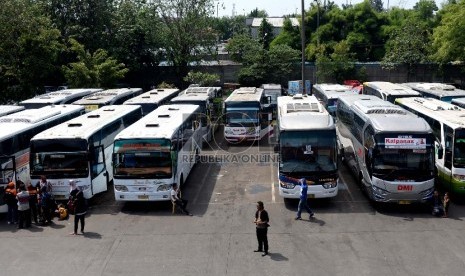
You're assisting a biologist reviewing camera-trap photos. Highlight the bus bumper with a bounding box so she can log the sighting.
[114,191,171,201]
[279,184,338,199]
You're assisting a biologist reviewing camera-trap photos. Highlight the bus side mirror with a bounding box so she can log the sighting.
[274,144,280,153]
[436,142,443,159]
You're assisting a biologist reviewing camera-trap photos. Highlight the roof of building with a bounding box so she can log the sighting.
[248,17,299,28]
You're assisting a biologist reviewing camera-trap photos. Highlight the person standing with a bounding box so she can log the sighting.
[4,181,18,225]
[295,178,315,220]
[16,184,31,229]
[443,192,450,218]
[39,185,53,225]
[38,175,52,193]
[170,183,192,216]
[69,180,87,235]
[253,201,269,256]
[27,183,39,224]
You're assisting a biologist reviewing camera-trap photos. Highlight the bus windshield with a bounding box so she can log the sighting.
[279,130,337,173]
[30,139,89,178]
[113,139,172,179]
[454,130,465,168]
[371,134,434,181]
[225,107,259,126]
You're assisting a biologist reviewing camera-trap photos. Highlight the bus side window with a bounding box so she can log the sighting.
[444,125,453,169]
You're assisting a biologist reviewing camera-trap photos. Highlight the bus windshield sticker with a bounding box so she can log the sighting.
[384,138,426,149]
[304,145,313,154]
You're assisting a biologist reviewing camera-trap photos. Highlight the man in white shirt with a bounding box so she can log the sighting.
[171,183,193,216]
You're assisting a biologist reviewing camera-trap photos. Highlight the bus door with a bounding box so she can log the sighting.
[90,145,107,194]
[443,126,454,190]
[0,156,16,207]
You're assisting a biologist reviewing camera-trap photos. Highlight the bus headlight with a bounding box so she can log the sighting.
[280,181,295,189]
[322,180,337,189]
[372,185,389,198]
[157,184,172,192]
[224,129,233,135]
[453,174,465,182]
[114,185,128,192]
[79,185,90,191]
[419,187,434,199]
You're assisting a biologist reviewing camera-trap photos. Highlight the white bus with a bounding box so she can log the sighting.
[337,95,435,203]
[276,94,338,198]
[73,88,143,112]
[403,82,465,103]
[170,92,215,144]
[0,105,25,117]
[112,104,202,201]
[395,97,465,195]
[180,86,220,99]
[312,83,358,116]
[19,88,102,109]
[223,87,272,142]
[29,105,142,200]
[363,81,420,103]
[123,88,179,116]
[451,97,465,109]
[0,105,85,212]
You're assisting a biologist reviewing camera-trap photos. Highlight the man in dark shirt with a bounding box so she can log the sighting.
[254,201,270,256]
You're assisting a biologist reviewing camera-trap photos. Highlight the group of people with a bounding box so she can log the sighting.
[3,176,87,235]
[432,190,450,218]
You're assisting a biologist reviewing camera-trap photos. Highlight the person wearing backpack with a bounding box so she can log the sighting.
[4,181,18,225]
[69,180,87,235]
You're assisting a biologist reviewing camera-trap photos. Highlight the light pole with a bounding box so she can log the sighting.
[301,0,306,94]
[314,0,320,84]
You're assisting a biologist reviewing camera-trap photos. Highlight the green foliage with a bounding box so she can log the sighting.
[431,1,465,64]
[248,8,268,18]
[62,39,128,88]
[226,34,262,63]
[316,40,357,83]
[370,0,384,12]
[0,0,63,103]
[270,18,301,50]
[157,82,176,89]
[258,18,274,49]
[211,16,248,40]
[183,71,220,86]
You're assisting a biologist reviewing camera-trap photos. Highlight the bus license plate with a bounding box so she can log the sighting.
[54,195,66,200]
[138,195,149,200]
[399,200,411,205]
[308,194,315,198]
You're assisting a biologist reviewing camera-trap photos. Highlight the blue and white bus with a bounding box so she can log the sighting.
[223,87,272,142]
[29,105,142,200]
[312,83,358,116]
[276,94,338,198]
[113,104,202,201]
[403,83,465,103]
[0,105,25,117]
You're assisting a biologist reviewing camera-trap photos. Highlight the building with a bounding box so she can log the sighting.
[246,17,299,39]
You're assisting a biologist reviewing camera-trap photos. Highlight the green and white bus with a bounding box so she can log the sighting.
[29,105,142,200]
[396,97,465,195]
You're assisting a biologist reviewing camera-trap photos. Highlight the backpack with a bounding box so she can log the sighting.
[4,191,16,206]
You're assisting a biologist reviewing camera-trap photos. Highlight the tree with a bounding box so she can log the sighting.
[258,18,275,50]
[316,40,357,82]
[0,0,63,103]
[183,71,220,86]
[211,15,248,41]
[431,1,465,64]
[62,39,128,88]
[248,8,268,18]
[370,0,384,12]
[270,18,301,50]
[151,0,216,72]
[226,34,262,63]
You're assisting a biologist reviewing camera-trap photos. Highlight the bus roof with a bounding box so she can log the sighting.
[170,92,210,103]
[451,97,465,108]
[123,88,179,105]
[403,82,465,98]
[313,83,357,99]
[114,104,200,140]
[73,88,143,105]
[261,84,282,90]
[277,94,334,130]
[0,105,25,117]
[0,105,85,140]
[31,105,141,141]
[180,86,218,96]
[339,94,431,133]
[20,89,102,106]
[396,97,465,129]
[224,87,264,103]
[364,81,420,97]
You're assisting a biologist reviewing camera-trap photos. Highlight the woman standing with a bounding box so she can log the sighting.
[69,180,87,235]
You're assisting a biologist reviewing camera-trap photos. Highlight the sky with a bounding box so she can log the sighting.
[214,0,444,17]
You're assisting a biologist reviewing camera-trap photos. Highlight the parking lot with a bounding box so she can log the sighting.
[1,131,465,276]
